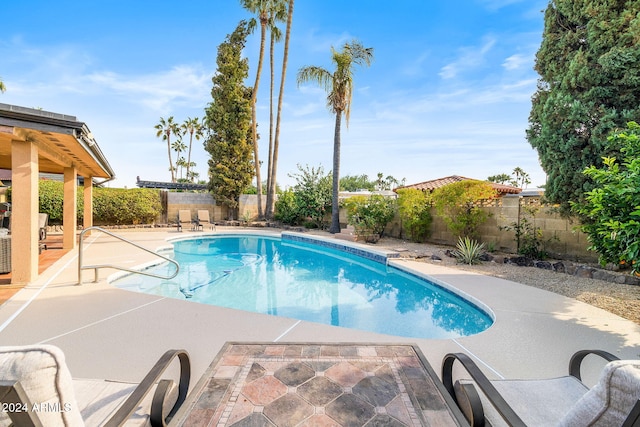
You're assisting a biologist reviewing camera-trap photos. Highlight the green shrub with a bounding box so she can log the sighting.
[432,180,497,238]
[20,180,162,225]
[453,237,485,265]
[343,195,396,241]
[575,122,640,274]
[289,165,332,230]
[396,188,432,242]
[274,189,301,225]
[93,187,162,225]
[500,204,553,259]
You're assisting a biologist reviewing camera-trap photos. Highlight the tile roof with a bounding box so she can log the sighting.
[396,175,522,195]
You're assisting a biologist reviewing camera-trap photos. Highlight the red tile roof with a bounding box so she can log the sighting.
[396,175,522,195]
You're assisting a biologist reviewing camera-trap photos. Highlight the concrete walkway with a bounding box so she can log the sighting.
[0,228,638,392]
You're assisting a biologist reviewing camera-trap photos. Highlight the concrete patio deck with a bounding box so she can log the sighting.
[0,228,638,416]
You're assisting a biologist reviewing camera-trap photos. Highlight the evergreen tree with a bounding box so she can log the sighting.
[526,0,640,213]
[204,22,254,218]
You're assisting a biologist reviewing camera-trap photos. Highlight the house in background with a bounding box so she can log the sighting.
[396,175,522,196]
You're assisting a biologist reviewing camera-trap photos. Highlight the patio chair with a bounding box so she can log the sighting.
[176,210,193,232]
[0,344,190,427]
[196,210,216,231]
[442,349,640,426]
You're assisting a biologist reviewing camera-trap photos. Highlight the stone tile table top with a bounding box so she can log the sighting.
[172,342,468,427]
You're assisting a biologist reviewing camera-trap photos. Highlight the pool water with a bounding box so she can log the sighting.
[112,235,493,339]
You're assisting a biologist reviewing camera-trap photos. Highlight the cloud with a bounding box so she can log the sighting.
[502,53,530,70]
[439,37,496,79]
[477,0,525,11]
[85,66,212,112]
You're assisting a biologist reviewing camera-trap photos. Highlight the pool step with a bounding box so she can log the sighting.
[335,225,357,242]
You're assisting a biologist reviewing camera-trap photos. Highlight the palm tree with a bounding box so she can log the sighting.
[172,137,187,180]
[181,117,203,182]
[267,0,295,219]
[265,1,287,218]
[241,0,286,218]
[155,116,179,183]
[297,40,374,233]
[0,78,6,93]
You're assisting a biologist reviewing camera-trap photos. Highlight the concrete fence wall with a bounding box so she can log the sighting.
[164,192,596,262]
[395,195,596,262]
[163,192,263,224]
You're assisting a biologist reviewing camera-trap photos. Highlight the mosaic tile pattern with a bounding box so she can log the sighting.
[176,343,464,427]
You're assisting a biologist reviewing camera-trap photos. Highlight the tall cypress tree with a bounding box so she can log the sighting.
[527,0,640,213]
[204,21,254,219]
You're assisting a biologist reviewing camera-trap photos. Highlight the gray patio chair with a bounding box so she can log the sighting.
[0,344,190,427]
[442,349,640,426]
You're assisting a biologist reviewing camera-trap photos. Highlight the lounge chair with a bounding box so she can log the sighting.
[0,344,190,427]
[38,213,48,241]
[442,349,640,426]
[196,210,215,231]
[39,213,48,253]
[176,210,193,232]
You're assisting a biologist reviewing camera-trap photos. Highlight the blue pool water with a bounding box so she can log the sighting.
[112,234,493,339]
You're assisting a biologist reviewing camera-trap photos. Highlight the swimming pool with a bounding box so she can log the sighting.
[112,233,493,339]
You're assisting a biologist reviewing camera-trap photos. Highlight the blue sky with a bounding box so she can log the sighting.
[1,0,549,189]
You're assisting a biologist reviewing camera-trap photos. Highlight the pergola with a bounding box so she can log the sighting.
[0,103,115,284]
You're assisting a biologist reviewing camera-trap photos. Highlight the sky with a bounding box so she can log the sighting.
[1,0,550,189]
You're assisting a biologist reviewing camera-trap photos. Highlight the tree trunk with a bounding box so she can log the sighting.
[251,23,267,219]
[166,133,175,183]
[329,111,342,233]
[186,131,193,181]
[269,0,294,219]
[265,24,277,218]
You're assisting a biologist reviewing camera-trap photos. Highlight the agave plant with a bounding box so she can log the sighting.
[453,236,486,265]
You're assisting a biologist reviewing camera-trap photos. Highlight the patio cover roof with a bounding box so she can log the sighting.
[0,103,115,180]
[0,103,115,284]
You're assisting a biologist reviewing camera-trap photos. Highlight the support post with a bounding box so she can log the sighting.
[83,176,93,235]
[63,166,77,250]
[10,140,39,283]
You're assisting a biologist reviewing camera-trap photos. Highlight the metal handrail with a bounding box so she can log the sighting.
[77,226,179,285]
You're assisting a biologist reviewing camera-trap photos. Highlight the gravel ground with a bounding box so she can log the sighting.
[371,236,640,326]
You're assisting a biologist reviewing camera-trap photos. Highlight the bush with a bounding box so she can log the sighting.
[575,122,640,274]
[274,189,302,225]
[396,188,432,242]
[500,204,552,259]
[93,187,162,225]
[432,180,497,238]
[19,180,163,225]
[343,195,396,241]
[290,165,332,230]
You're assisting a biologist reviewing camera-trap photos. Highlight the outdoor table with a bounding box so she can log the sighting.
[171,342,468,426]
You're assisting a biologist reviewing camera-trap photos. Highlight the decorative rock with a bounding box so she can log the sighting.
[624,275,640,286]
[592,270,616,282]
[574,266,595,279]
[506,256,533,267]
[430,254,442,261]
[565,263,579,275]
[479,253,494,262]
[553,262,566,273]
[533,260,553,270]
